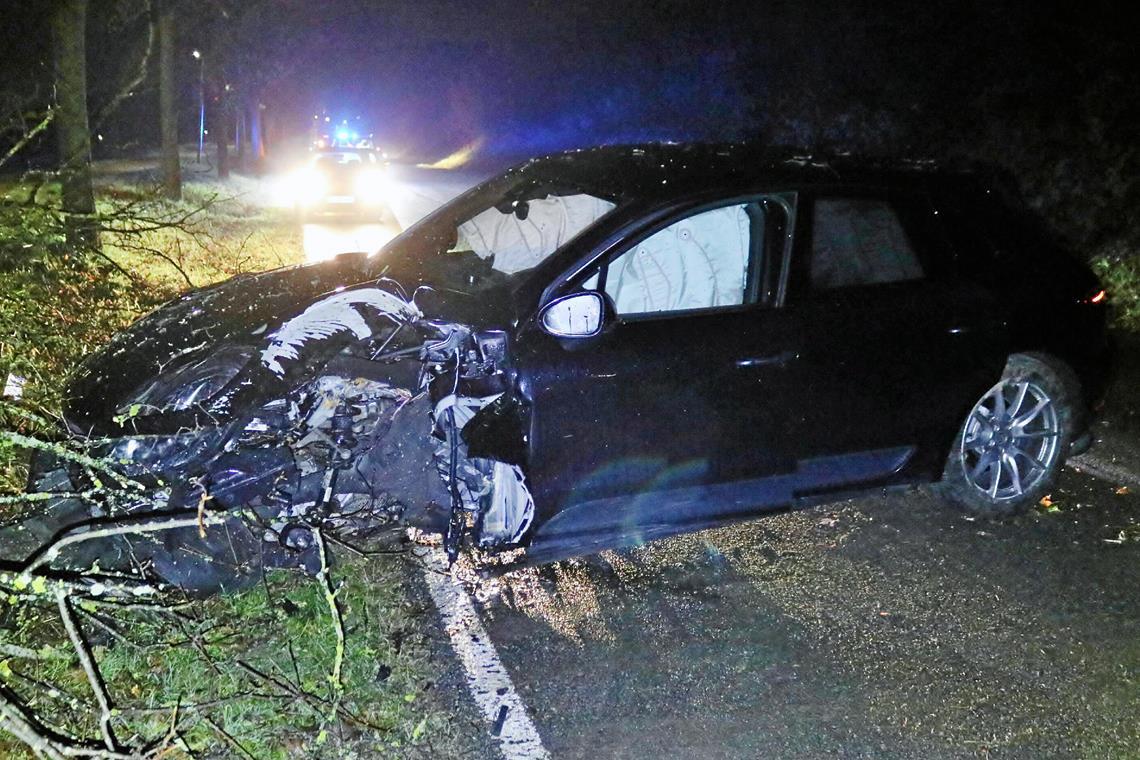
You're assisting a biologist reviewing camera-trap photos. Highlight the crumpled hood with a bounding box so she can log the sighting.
[64,252,513,433]
[65,254,376,431]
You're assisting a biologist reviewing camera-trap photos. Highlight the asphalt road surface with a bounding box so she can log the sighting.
[466,465,1140,759]
[297,162,488,264]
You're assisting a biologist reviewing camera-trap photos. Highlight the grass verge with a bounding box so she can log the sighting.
[0,172,464,757]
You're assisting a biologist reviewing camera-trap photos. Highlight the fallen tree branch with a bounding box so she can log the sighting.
[0,490,98,508]
[0,681,140,759]
[1,431,144,492]
[0,108,54,171]
[0,401,60,432]
[20,512,227,576]
[0,687,68,760]
[56,590,119,753]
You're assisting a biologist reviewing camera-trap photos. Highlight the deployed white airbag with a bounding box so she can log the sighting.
[606,204,750,314]
[457,194,615,275]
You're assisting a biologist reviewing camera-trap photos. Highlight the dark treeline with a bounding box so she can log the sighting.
[0,0,1137,256]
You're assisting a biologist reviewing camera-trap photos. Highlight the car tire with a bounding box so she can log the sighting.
[939,353,1077,518]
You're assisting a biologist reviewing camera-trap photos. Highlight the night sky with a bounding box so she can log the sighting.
[0,0,1136,164]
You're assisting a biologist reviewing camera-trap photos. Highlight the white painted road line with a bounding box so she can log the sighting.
[420,549,551,760]
[1068,453,1140,490]
[412,451,1137,760]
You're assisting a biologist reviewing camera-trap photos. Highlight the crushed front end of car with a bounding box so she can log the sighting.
[3,149,636,595]
[4,274,535,596]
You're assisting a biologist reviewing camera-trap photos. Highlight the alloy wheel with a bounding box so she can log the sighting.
[960,378,1061,501]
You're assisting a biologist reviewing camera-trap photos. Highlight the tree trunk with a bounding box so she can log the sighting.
[235,107,246,169]
[214,102,229,179]
[156,0,181,200]
[50,0,98,248]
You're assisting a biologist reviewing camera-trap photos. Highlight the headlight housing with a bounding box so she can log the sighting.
[117,346,253,417]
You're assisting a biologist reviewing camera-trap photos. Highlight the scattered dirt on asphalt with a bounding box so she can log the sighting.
[474,471,1140,758]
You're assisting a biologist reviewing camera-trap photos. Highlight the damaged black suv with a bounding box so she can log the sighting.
[17,144,1112,594]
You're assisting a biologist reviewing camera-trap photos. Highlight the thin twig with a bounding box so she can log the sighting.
[174,618,224,678]
[75,606,137,649]
[199,715,256,760]
[233,660,329,721]
[148,699,180,760]
[91,1,155,131]
[195,487,212,540]
[117,694,283,716]
[0,488,103,508]
[89,248,140,283]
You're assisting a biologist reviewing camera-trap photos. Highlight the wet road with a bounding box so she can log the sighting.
[469,467,1140,758]
[296,163,485,264]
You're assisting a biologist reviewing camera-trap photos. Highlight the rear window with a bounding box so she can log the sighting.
[810,198,924,290]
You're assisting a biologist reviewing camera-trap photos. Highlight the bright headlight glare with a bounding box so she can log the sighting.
[283,167,327,207]
[355,169,389,204]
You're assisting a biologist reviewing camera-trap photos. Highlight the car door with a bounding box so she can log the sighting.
[779,189,1010,484]
[514,196,806,533]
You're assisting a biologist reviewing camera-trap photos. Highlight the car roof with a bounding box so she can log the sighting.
[508,142,975,201]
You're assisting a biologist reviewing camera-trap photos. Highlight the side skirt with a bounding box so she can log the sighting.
[523,446,916,565]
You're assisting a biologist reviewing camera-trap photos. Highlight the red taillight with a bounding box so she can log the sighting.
[1086,289,1107,304]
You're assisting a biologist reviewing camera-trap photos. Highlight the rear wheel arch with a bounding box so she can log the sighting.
[1006,348,1087,433]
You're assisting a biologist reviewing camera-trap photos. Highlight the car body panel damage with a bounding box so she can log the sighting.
[9,277,534,594]
[260,287,423,375]
[462,392,529,466]
[433,394,535,555]
[8,143,1113,596]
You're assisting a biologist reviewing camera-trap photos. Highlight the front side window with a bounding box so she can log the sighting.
[809,197,924,290]
[605,204,750,314]
[581,198,789,317]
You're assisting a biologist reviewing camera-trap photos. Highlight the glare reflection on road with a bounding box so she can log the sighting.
[301,220,401,264]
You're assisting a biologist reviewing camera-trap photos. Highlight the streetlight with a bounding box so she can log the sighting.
[192,49,204,163]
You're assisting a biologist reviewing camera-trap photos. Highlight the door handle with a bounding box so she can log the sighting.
[735,351,797,369]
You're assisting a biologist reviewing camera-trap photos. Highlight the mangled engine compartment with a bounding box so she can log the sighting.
[12,285,534,595]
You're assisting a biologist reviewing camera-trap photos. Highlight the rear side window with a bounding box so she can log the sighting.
[810,198,924,290]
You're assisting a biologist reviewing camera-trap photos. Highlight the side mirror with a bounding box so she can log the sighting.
[539,291,606,338]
